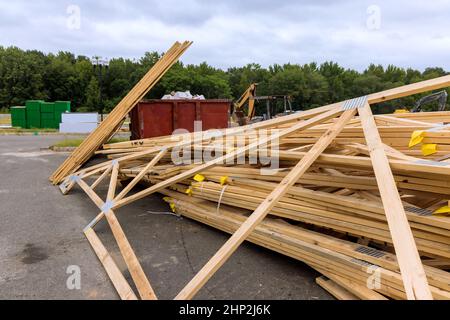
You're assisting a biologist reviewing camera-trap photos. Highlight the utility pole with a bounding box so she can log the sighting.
[91,56,109,121]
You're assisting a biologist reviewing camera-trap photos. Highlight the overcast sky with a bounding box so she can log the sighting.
[1,0,449,71]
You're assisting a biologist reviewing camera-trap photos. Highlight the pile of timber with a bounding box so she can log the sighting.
[49,41,192,185]
[56,69,450,300]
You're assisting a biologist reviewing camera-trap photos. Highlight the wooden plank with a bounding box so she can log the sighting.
[107,162,120,201]
[115,107,344,210]
[316,276,359,300]
[115,149,168,202]
[368,75,450,104]
[103,209,158,300]
[84,228,138,300]
[174,108,356,300]
[77,177,157,300]
[316,270,388,300]
[50,41,193,184]
[161,189,450,299]
[91,165,113,190]
[358,102,432,300]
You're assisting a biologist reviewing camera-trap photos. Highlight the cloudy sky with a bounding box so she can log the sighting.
[1,0,449,71]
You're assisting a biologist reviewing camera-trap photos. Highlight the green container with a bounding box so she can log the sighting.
[11,107,27,128]
[27,111,41,128]
[55,101,71,112]
[41,113,55,120]
[26,100,42,112]
[54,101,71,124]
[26,100,43,128]
[41,118,58,129]
[40,102,55,113]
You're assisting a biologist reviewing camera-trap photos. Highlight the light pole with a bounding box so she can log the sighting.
[91,56,109,121]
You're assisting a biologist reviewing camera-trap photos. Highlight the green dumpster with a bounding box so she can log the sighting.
[10,107,27,128]
[40,102,55,113]
[54,101,71,125]
[26,100,43,128]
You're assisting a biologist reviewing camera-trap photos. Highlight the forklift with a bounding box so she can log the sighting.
[231,83,294,126]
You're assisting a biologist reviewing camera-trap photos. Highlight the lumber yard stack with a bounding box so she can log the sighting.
[53,43,450,300]
[102,111,450,300]
[49,41,192,185]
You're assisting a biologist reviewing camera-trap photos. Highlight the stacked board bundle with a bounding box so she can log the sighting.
[50,41,193,184]
[56,67,450,300]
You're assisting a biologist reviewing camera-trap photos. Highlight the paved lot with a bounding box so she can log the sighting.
[0,135,332,300]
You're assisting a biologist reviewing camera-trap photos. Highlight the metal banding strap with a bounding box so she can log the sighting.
[415,160,450,167]
[350,258,378,268]
[342,96,368,111]
[426,123,450,133]
[404,206,433,216]
[355,246,386,258]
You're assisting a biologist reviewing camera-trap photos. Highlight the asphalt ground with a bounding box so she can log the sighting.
[0,135,332,300]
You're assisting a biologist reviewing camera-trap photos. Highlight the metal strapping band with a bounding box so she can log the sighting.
[350,258,377,268]
[415,160,450,167]
[355,246,386,258]
[216,185,228,215]
[426,123,450,133]
[404,206,433,216]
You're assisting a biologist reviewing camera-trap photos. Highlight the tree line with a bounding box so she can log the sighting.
[0,46,448,115]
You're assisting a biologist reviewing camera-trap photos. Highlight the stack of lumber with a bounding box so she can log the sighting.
[56,71,450,300]
[49,41,192,184]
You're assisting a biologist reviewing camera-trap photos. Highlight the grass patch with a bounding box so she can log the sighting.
[0,127,58,133]
[108,137,129,144]
[53,139,85,148]
[53,137,129,148]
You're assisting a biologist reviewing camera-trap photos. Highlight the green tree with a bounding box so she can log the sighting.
[82,77,100,112]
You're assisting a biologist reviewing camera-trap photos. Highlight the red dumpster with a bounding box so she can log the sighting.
[130,99,231,140]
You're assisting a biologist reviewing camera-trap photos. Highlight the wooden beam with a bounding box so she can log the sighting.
[91,165,113,190]
[102,209,157,300]
[174,108,356,300]
[84,228,138,300]
[368,75,450,104]
[114,107,344,210]
[115,149,168,202]
[77,177,158,300]
[316,276,359,300]
[107,161,120,201]
[358,102,433,300]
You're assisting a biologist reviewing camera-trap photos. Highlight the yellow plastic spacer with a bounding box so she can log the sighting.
[409,130,425,148]
[421,144,437,156]
[433,206,450,216]
[220,176,229,186]
[170,203,176,213]
[194,174,206,182]
[163,197,172,203]
[185,188,193,197]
